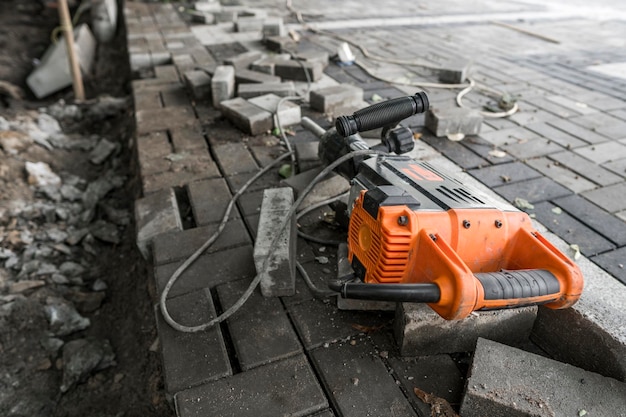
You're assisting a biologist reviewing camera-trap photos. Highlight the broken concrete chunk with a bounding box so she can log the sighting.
[254,187,296,297]
[310,84,364,114]
[220,97,273,135]
[135,188,183,259]
[44,297,91,336]
[461,338,626,417]
[211,65,235,108]
[90,0,117,43]
[248,93,301,128]
[25,162,61,188]
[425,107,483,138]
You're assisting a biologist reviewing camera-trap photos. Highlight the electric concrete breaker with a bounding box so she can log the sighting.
[323,92,583,320]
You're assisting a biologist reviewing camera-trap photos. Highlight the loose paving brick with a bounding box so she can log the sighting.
[572,112,626,140]
[155,245,256,299]
[493,176,571,204]
[294,141,321,172]
[549,150,623,186]
[175,355,328,417]
[388,355,464,415]
[234,68,282,85]
[264,35,297,53]
[220,97,273,135]
[135,188,182,259]
[395,303,537,355]
[288,298,392,350]
[142,165,221,195]
[248,93,301,127]
[250,54,291,74]
[526,156,597,193]
[212,142,259,176]
[254,188,296,297]
[156,289,231,395]
[280,167,351,209]
[425,107,483,138]
[311,337,418,417]
[216,279,302,370]
[211,65,235,108]
[237,81,297,98]
[582,182,626,213]
[553,194,626,246]
[274,60,324,82]
[183,70,211,100]
[592,247,626,285]
[309,84,364,114]
[460,338,626,417]
[532,201,615,256]
[262,17,286,37]
[160,84,191,108]
[223,50,264,70]
[468,161,542,188]
[186,178,237,226]
[152,220,251,266]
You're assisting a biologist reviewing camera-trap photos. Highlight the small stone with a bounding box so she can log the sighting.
[59,261,86,277]
[60,184,84,201]
[66,228,89,246]
[51,273,69,284]
[47,227,69,243]
[8,280,46,294]
[25,161,61,188]
[315,256,329,264]
[44,297,91,336]
[89,138,116,164]
[91,279,107,292]
[90,220,120,244]
[60,338,116,393]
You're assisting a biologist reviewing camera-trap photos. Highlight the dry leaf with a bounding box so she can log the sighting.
[413,387,460,417]
[351,323,384,333]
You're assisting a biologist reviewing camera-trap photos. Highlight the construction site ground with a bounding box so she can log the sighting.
[1,0,625,416]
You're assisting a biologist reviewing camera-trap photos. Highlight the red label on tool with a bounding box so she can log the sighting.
[402,164,443,182]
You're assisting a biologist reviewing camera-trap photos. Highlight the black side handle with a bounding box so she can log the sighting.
[475,269,560,301]
[335,92,429,137]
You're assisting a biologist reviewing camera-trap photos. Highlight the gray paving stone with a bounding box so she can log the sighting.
[236,189,264,217]
[235,68,282,85]
[155,245,256,299]
[526,121,588,149]
[156,289,231,395]
[493,176,572,204]
[288,298,392,350]
[547,118,608,144]
[274,60,324,82]
[262,17,286,37]
[502,136,564,160]
[152,220,251,266]
[460,338,626,417]
[135,188,183,259]
[604,157,626,178]
[311,337,418,417]
[309,85,364,114]
[250,54,291,75]
[160,84,190,108]
[254,187,296,297]
[531,202,615,257]
[248,93,301,127]
[264,35,297,53]
[553,194,626,246]
[223,50,263,70]
[136,105,196,135]
[459,136,515,165]
[582,182,626,213]
[574,141,626,164]
[478,126,540,147]
[425,107,483,138]
[592,247,626,285]
[235,17,264,33]
[545,95,599,115]
[468,161,542,187]
[220,97,273,135]
[280,167,351,209]
[295,50,330,68]
[211,65,235,108]
[549,150,623,186]
[395,303,537,355]
[187,178,237,226]
[237,81,297,98]
[572,112,626,140]
[388,355,464,414]
[421,133,489,170]
[169,123,206,152]
[154,65,180,82]
[294,141,321,172]
[142,162,221,195]
[216,279,302,370]
[212,142,259,176]
[175,355,328,417]
[526,156,597,193]
[183,69,211,100]
[282,257,336,307]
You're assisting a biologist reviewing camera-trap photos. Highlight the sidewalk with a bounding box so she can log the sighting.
[124,1,626,415]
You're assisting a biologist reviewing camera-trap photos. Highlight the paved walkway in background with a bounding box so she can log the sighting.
[124,1,626,415]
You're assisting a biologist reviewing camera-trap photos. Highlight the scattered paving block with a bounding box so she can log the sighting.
[281,166,351,210]
[135,105,195,135]
[189,10,215,24]
[438,59,470,84]
[250,54,291,75]
[460,338,626,416]
[531,231,626,381]
[249,93,301,127]
[394,303,537,355]
[296,50,330,68]
[235,17,264,32]
[311,337,418,417]
[156,289,231,395]
[186,178,236,226]
[262,17,286,37]
[223,50,264,70]
[155,245,256,300]
[154,65,179,82]
[294,140,321,172]
[175,355,327,417]
[275,60,324,82]
[335,243,395,311]
[135,188,182,259]
[309,85,364,114]
[194,1,221,13]
[169,123,206,152]
[220,97,273,135]
[253,188,296,297]
[216,279,302,370]
[183,70,211,100]
[425,107,483,138]
[211,65,235,108]
[237,81,296,98]
[264,36,297,53]
[235,68,281,84]
[212,142,259,176]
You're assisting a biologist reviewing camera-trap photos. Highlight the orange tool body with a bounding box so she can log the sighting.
[344,156,583,320]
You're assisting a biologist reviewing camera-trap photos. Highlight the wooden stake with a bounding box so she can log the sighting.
[57,0,85,101]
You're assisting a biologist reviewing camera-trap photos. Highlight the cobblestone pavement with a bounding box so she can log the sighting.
[125,1,626,415]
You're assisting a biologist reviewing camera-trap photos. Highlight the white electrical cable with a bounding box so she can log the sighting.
[160,149,388,332]
[456,78,519,118]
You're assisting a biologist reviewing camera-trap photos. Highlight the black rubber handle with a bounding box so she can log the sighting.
[338,282,441,303]
[335,92,429,137]
[475,269,560,301]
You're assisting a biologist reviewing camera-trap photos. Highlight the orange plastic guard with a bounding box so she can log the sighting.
[348,191,584,320]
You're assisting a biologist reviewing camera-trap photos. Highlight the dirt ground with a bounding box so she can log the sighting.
[0,1,172,416]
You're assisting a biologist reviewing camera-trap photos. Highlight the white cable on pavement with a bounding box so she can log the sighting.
[456,78,519,118]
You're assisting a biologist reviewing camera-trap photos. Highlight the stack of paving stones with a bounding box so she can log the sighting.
[126,2,626,416]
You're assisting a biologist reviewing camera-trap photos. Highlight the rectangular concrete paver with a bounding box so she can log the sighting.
[582,182,626,213]
[549,150,622,186]
[135,188,182,259]
[493,176,572,204]
[186,178,237,226]
[460,338,626,417]
[175,355,328,417]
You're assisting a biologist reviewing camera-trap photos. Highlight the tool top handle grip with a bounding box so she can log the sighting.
[335,92,429,137]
